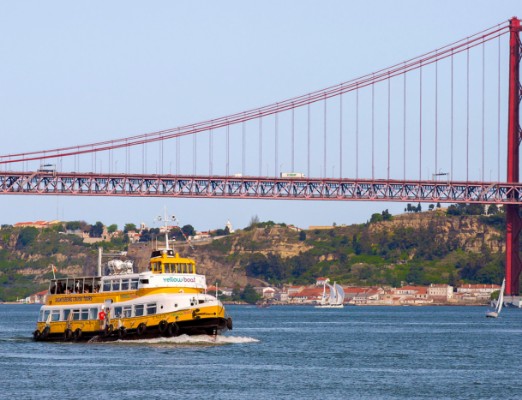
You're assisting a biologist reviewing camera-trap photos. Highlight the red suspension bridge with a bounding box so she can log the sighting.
[0,18,521,293]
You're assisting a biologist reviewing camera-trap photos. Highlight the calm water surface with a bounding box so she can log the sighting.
[1,304,521,399]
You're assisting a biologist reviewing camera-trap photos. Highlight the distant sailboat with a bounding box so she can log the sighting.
[486,278,505,318]
[315,280,344,308]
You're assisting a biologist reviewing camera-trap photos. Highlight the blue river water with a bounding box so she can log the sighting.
[1,304,522,399]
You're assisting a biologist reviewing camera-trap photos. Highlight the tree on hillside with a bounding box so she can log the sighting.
[89,222,104,238]
[241,284,261,304]
[107,224,118,234]
[124,223,137,233]
[370,213,383,223]
[65,221,83,231]
[16,227,39,249]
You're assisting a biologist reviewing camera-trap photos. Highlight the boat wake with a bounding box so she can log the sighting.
[99,334,259,346]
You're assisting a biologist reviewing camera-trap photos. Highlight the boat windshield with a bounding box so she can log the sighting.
[150,261,196,274]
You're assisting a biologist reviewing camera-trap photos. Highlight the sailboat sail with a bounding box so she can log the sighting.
[497,278,505,314]
[335,284,345,306]
[315,279,344,308]
[327,283,336,304]
[486,278,505,318]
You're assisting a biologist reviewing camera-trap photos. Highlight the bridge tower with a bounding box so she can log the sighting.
[506,17,522,295]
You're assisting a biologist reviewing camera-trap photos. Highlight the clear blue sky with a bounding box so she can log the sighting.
[0,1,520,232]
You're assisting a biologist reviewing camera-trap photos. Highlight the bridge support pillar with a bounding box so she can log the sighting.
[506,17,522,295]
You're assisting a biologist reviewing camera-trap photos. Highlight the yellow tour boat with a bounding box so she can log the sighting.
[33,228,232,342]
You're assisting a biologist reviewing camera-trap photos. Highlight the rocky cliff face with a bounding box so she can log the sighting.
[369,212,503,253]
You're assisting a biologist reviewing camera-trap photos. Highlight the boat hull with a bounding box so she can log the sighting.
[33,315,232,342]
[33,302,232,342]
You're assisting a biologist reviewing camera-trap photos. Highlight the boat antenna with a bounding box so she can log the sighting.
[156,207,176,250]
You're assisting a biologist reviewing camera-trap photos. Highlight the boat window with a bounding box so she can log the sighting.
[146,303,157,315]
[72,309,81,321]
[130,278,139,289]
[63,309,71,321]
[139,279,149,284]
[151,262,162,273]
[89,308,98,320]
[134,304,144,317]
[121,279,129,291]
[81,309,89,320]
[103,281,111,292]
[39,310,46,322]
[111,280,121,291]
[123,306,132,318]
[114,307,122,318]
[51,310,60,321]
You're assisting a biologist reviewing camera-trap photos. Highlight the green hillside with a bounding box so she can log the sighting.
[0,204,510,301]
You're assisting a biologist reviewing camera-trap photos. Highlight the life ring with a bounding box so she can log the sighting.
[136,323,147,336]
[33,329,41,341]
[41,326,50,339]
[104,324,113,337]
[73,328,82,340]
[118,327,127,339]
[167,322,179,337]
[226,317,233,331]
[63,328,73,341]
[158,320,168,334]
[98,311,106,321]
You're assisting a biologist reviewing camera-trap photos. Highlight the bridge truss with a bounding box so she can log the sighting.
[2,171,522,204]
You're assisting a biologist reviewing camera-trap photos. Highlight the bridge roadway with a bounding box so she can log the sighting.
[0,171,521,204]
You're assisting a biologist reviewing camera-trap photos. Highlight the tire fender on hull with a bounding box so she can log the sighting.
[136,323,147,336]
[158,320,168,335]
[64,328,73,341]
[118,327,127,339]
[73,328,82,341]
[167,322,179,337]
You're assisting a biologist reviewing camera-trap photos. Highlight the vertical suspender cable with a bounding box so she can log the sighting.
[292,106,295,172]
[372,78,375,179]
[497,34,501,182]
[323,95,326,178]
[387,73,391,180]
[403,72,407,181]
[466,46,470,182]
[242,121,245,175]
[176,133,180,175]
[275,111,278,176]
[339,88,343,179]
[356,86,359,179]
[450,50,454,180]
[419,63,423,181]
[435,56,438,178]
[259,116,262,176]
[307,103,310,176]
[193,131,197,175]
[226,124,230,176]
[482,42,485,182]
[209,129,213,176]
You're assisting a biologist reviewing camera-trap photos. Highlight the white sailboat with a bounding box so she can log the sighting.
[486,278,505,318]
[315,280,345,308]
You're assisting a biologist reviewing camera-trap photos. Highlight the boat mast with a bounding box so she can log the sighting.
[157,207,176,250]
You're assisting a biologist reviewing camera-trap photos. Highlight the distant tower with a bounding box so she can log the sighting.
[226,220,235,234]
